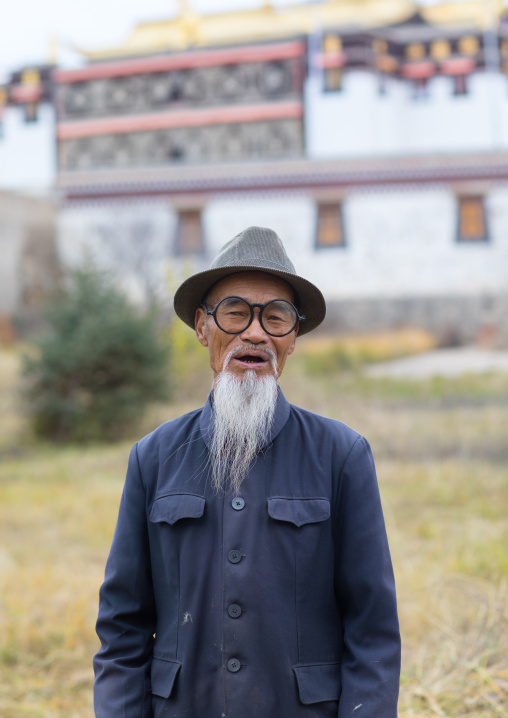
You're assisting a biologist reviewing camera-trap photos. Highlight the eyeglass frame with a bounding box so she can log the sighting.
[201,295,306,337]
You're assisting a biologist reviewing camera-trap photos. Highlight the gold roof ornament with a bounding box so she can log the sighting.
[372,39,388,55]
[323,35,342,53]
[458,36,480,56]
[76,0,418,61]
[430,39,451,61]
[49,36,59,66]
[423,0,504,30]
[73,0,506,62]
[21,69,41,86]
[406,43,426,61]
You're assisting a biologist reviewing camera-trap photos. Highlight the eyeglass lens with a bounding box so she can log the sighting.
[215,297,297,336]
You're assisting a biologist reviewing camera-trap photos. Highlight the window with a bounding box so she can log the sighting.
[453,75,468,96]
[24,101,39,123]
[412,78,429,101]
[457,195,488,243]
[322,34,344,93]
[0,87,6,139]
[316,202,345,248]
[324,67,343,92]
[175,209,204,254]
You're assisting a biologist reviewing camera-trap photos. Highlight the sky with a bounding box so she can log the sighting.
[0,0,493,80]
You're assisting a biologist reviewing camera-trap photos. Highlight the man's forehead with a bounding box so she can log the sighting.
[208,271,295,303]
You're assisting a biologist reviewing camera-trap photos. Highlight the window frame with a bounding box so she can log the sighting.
[456,194,489,244]
[315,201,346,249]
[174,208,205,255]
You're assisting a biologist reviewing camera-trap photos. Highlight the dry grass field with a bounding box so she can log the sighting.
[0,343,507,717]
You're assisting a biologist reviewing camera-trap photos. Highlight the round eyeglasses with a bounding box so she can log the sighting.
[203,296,305,337]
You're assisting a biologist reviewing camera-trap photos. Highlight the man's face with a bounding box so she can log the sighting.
[195,271,297,379]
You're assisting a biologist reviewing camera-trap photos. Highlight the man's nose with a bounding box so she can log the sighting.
[239,310,267,343]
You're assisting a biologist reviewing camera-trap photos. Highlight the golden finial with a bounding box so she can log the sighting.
[49,36,58,66]
[178,0,191,17]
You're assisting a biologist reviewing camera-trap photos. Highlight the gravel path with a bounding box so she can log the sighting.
[366,347,508,379]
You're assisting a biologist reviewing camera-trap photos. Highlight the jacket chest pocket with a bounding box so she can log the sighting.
[267,497,330,526]
[150,493,205,525]
[268,496,341,665]
[266,496,332,569]
[149,494,207,664]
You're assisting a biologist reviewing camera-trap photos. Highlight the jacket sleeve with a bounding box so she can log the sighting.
[334,435,401,717]
[93,442,156,718]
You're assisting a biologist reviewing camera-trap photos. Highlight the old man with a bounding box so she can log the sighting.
[93,226,401,717]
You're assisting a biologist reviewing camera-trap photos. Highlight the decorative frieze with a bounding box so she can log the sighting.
[58,118,303,170]
[58,59,298,119]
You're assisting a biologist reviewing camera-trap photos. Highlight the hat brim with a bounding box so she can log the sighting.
[174,266,326,337]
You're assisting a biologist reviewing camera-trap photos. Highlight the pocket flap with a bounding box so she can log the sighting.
[293,662,341,704]
[151,657,181,699]
[267,498,330,527]
[150,494,205,525]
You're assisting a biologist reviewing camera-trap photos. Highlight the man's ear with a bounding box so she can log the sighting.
[287,325,298,356]
[195,307,209,347]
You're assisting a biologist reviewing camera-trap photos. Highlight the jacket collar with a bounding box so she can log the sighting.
[199,385,291,452]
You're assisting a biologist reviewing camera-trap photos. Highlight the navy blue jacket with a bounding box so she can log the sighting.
[94,390,400,717]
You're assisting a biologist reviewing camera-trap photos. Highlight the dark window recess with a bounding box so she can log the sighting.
[412,78,429,101]
[324,67,343,93]
[457,196,489,242]
[316,203,346,248]
[24,101,39,123]
[175,210,204,254]
[453,75,468,96]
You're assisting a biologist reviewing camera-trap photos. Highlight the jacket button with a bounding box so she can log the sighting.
[228,550,242,564]
[228,603,242,618]
[232,497,245,510]
[227,658,241,673]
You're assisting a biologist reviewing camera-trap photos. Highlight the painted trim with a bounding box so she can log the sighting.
[401,61,436,80]
[56,152,508,201]
[441,57,476,76]
[313,52,347,69]
[56,101,303,139]
[53,41,306,84]
[9,86,44,103]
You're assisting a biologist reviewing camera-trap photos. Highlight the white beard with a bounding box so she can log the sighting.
[209,358,278,495]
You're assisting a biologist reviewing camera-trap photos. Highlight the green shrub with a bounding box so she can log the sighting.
[23,266,170,442]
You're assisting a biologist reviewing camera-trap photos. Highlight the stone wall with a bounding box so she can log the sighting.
[0,192,59,335]
[323,294,508,347]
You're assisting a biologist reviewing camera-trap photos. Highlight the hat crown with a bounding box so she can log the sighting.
[173,225,326,337]
[211,226,296,275]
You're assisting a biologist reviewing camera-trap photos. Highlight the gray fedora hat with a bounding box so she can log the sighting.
[174,226,326,336]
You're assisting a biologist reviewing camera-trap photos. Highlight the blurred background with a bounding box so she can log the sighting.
[1,1,507,716]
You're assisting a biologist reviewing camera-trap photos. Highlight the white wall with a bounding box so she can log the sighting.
[56,186,508,307]
[305,70,508,158]
[0,104,56,191]
[204,188,508,301]
[204,193,314,268]
[313,188,508,299]
[57,199,178,306]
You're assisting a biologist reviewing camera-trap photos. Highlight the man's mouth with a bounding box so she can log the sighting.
[223,345,277,374]
[233,353,268,366]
